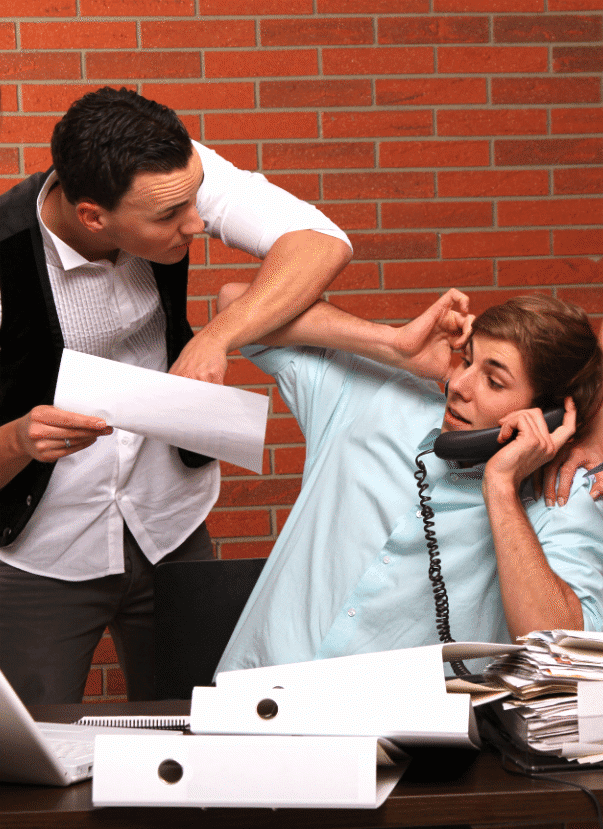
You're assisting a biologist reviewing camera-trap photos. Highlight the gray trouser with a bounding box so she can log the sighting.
[0,521,213,705]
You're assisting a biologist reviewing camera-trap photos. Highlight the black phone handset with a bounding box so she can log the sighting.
[414,407,565,678]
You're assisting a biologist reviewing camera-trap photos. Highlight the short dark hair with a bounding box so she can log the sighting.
[50,87,193,211]
[472,295,603,440]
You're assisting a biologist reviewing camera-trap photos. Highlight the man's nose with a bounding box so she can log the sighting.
[181,207,205,236]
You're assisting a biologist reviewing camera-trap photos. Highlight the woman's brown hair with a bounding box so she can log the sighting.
[471,295,602,440]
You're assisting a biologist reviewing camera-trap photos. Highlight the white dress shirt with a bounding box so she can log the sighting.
[0,143,350,580]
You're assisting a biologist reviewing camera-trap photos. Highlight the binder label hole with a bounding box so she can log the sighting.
[158,759,184,784]
[257,698,278,719]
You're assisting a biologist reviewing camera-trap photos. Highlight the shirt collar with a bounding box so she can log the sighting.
[36,172,135,272]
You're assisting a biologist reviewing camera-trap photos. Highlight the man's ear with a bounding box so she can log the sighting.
[75,201,106,233]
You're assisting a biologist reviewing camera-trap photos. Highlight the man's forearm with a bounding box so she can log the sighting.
[203,230,352,353]
[483,477,584,640]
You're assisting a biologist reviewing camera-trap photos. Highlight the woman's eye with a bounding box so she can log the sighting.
[488,376,503,390]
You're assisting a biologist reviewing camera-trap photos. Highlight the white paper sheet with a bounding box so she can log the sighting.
[54,349,268,473]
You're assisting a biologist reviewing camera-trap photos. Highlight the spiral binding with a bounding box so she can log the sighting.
[414,449,470,678]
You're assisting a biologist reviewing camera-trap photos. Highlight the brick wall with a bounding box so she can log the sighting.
[1,1,601,701]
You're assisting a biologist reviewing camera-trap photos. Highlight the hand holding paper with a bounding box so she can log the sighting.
[54,350,268,473]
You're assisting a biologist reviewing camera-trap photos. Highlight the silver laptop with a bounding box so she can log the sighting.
[0,669,185,786]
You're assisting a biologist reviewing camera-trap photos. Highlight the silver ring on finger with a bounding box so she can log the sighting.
[64,438,71,449]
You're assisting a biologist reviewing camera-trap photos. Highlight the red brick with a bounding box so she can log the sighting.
[498,257,603,286]
[0,85,18,111]
[206,509,271,538]
[557,287,603,315]
[276,507,292,533]
[9,0,75,13]
[324,171,434,200]
[187,300,210,328]
[436,0,543,8]
[320,202,377,230]
[186,238,207,267]
[80,0,194,13]
[205,50,318,79]
[0,179,21,195]
[106,668,127,697]
[217,478,303,508]
[383,201,492,229]
[274,447,307,475]
[220,541,273,560]
[380,140,489,168]
[260,79,372,108]
[22,84,133,113]
[554,229,603,256]
[552,107,603,134]
[272,389,292,414]
[442,230,550,258]
[554,47,603,73]
[376,78,486,106]
[205,112,317,141]
[323,110,432,139]
[438,46,547,73]
[264,173,320,201]
[265,418,304,445]
[322,46,434,76]
[0,24,15,49]
[330,290,441,321]
[141,19,255,48]
[495,137,603,165]
[384,259,494,289]
[199,0,312,10]
[328,262,381,291]
[492,77,600,104]
[350,232,437,260]
[379,16,489,44]
[494,15,602,42]
[0,53,80,81]
[83,669,103,698]
[499,198,603,227]
[206,143,258,170]
[319,0,426,9]
[438,108,547,136]
[143,82,255,112]
[0,115,59,144]
[555,167,603,195]
[92,636,119,666]
[261,17,373,46]
[457,288,549,317]
[208,238,259,265]
[0,149,19,175]
[550,0,603,8]
[263,141,374,170]
[224,358,273,387]
[86,51,200,80]
[21,22,137,49]
[438,170,549,197]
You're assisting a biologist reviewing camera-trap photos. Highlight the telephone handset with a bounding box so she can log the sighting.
[433,407,565,464]
[415,406,565,678]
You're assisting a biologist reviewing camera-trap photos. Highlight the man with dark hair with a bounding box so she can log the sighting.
[0,87,351,703]
[215,286,603,675]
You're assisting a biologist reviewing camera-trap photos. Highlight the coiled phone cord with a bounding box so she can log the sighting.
[415,449,470,678]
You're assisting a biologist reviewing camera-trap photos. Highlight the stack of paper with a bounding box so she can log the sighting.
[483,630,603,764]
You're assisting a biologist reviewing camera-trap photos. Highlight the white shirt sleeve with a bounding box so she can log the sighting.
[192,140,352,259]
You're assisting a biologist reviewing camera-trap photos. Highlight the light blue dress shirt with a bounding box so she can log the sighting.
[217,345,603,674]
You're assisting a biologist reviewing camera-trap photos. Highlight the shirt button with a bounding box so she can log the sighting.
[383,556,391,564]
[26,495,33,507]
[416,509,422,518]
[450,473,459,481]
[347,608,356,617]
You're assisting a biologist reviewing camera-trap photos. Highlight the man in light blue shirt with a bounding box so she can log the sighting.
[216,287,603,674]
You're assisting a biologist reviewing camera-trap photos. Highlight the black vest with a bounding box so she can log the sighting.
[0,170,210,547]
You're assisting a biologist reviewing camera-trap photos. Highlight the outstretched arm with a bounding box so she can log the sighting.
[217,283,474,383]
[483,401,583,640]
[169,231,352,384]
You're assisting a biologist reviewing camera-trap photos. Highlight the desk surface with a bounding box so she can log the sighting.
[0,701,601,829]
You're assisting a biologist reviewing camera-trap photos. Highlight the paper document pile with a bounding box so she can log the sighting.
[483,630,603,764]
